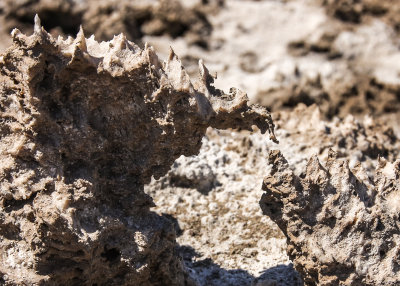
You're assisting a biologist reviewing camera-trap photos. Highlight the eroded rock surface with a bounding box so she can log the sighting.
[260,150,400,285]
[0,17,276,285]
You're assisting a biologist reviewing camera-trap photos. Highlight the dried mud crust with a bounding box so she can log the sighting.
[277,0,400,121]
[261,18,400,120]
[0,16,276,285]
[145,104,399,286]
[260,150,400,285]
[0,0,216,48]
[259,70,400,119]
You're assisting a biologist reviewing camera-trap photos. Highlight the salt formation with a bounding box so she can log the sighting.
[0,16,276,285]
[260,150,400,285]
[146,103,398,285]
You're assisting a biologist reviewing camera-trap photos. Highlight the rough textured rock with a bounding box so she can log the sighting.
[0,16,276,285]
[260,150,400,285]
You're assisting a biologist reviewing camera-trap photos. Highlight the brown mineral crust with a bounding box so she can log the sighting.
[260,150,400,285]
[0,16,276,285]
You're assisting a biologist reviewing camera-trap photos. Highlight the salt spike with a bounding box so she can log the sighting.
[144,42,149,50]
[377,155,386,168]
[66,36,74,45]
[34,14,42,35]
[114,34,126,51]
[198,59,209,83]
[198,59,204,74]
[75,26,87,52]
[11,28,21,39]
[168,47,176,61]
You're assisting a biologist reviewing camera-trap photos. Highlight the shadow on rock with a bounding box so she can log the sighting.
[177,245,303,286]
[163,213,184,236]
[254,264,303,286]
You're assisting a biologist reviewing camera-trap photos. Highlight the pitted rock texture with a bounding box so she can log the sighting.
[260,150,400,286]
[0,17,276,285]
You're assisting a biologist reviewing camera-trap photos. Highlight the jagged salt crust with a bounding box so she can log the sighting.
[0,16,276,285]
[260,150,400,285]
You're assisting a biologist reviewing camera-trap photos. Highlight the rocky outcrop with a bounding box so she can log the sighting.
[260,150,400,285]
[0,16,276,285]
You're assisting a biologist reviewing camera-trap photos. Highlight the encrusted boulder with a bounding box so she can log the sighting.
[0,16,276,285]
[260,150,400,285]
